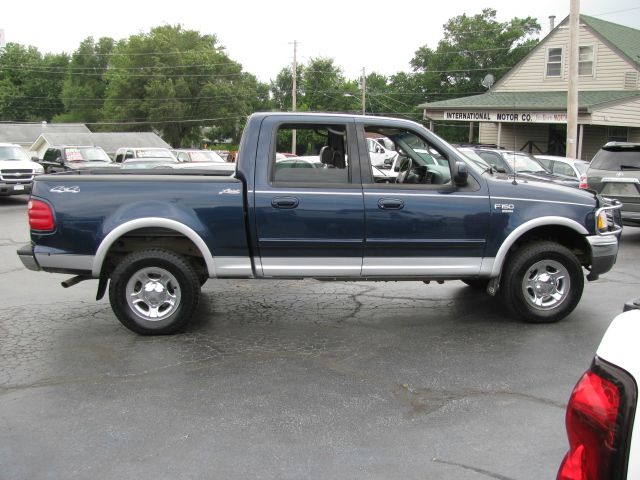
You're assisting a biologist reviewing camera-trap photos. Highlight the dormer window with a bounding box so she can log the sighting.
[579,46,594,76]
[546,47,563,77]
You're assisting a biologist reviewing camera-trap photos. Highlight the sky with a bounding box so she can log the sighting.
[2,0,640,83]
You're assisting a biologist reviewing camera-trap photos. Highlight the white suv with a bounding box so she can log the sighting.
[0,143,44,196]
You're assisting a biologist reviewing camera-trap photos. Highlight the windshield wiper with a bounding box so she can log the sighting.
[620,165,640,170]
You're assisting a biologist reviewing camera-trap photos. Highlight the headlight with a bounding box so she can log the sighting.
[34,166,45,174]
[595,202,622,235]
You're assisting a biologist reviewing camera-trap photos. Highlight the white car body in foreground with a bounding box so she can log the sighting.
[557,309,640,479]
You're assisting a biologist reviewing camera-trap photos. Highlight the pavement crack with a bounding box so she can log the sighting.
[433,458,516,480]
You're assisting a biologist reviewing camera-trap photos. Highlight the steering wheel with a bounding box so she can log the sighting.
[396,157,413,184]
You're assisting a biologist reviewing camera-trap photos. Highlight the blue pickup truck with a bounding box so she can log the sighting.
[18,113,622,334]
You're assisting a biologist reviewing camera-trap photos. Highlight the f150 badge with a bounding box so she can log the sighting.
[51,186,80,193]
[495,203,515,213]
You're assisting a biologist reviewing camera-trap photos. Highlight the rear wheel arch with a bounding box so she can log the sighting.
[92,218,216,279]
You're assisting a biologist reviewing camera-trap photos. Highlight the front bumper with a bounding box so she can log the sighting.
[0,182,32,196]
[17,243,40,271]
[587,234,619,276]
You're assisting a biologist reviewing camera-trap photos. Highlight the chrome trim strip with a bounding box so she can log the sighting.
[261,257,362,277]
[92,218,216,278]
[255,190,362,196]
[364,192,489,200]
[491,196,594,208]
[214,256,253,277]
[602,177,640,184]
[490,217,589,277]
[36,253,94,271]
[362,257,482,276]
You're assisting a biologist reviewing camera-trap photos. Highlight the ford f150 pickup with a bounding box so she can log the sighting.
[17,112,622,335]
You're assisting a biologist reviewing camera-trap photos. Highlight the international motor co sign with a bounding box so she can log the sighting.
[444,111,568,123]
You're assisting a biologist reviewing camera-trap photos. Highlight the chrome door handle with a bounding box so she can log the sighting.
[378,198,404,210]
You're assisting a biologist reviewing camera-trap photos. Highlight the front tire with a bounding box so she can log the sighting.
[500,241,584,323]
[109,249,200,335]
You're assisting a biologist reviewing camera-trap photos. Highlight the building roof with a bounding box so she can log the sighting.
[581,15,640,67]
[32,132,170,153]
[0,123,91,144]
[417,90,640,111]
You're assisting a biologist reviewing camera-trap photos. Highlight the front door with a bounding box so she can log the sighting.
[359,124,490,277]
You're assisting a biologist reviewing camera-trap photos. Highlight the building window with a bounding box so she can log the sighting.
[607,127,628,142]
[579,46,594,76]
[546,47,563,77]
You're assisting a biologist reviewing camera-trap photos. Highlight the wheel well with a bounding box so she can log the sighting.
[505,225,590,267]
[101,227,208,280]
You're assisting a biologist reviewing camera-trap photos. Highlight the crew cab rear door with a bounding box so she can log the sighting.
[253,118,365,277]
[358,122,490,277]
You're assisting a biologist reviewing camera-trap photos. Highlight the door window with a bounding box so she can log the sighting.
[364,126,451,186]
[271,123,351,185]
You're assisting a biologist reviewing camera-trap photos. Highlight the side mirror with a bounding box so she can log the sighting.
[394,165,400,172]
[31,156,40,162]
[453,161,469,187]
[55,157,63,164]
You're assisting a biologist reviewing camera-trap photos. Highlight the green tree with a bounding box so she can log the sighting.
[54,37,115,123]
[0,43,69,121]
[411,8,539,96]
[101,25,269,146]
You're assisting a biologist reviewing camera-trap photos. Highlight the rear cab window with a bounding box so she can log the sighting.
[270,123,352,186]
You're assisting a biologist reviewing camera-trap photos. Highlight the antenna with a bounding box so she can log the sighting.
[481,74,495,90]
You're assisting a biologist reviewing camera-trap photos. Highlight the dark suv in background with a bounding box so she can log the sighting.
[583,142,640,226]
[40,146,118,173]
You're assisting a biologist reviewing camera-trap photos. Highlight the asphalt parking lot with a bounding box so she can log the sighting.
[1,194,639,480]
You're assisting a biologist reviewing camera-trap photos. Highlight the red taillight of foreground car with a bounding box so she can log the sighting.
[557,358,636,480]
[579,174,589,189]
[28,199,55,231]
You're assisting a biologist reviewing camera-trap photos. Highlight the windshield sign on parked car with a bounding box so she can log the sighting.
[65,147,112,162]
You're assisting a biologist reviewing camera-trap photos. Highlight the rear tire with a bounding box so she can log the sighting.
[109,249,200,335]
[500,241,584,323]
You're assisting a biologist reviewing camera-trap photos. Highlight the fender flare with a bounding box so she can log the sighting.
[91,217,216,278]
[490,216,589,278]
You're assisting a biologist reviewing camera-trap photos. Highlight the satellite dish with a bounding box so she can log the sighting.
[481,74,495,90]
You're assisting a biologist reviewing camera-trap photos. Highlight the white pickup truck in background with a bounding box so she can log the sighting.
[557,303,639,479]
[0,143,44,196]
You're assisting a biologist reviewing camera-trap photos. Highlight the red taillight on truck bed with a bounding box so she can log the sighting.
[579,174,589,189]
[557,358,637,480]
[28,199,55,231]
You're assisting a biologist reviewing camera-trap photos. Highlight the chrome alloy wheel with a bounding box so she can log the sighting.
[521,260,571,311]
[125,267,181,321]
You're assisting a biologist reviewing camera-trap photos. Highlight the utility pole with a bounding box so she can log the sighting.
[566,0,580,158]
[361,67,366,116]
[291,40,297,155]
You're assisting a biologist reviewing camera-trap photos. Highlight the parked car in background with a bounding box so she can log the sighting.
[556,302,639,480]
[535,155,589,181]
[114,147,176,163]
[120,157,180,169]
[172,149,235,173]
[581,142,640,227]
[366,137,397,168]
[459,147,579,187]
[39,145,118,174]
[0,143,43,196]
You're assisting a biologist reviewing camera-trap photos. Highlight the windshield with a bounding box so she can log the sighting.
[501,153,548,173]
[0,146,29,161]
[65,147,111,162]
[189,151,225,163]
[458,149,492,173]
[137,149,174,159]
[591,149,640,170]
